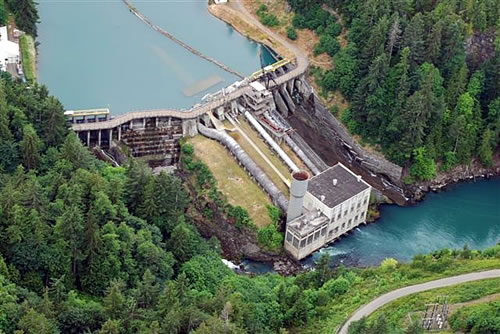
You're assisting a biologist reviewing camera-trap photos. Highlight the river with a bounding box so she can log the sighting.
[37,0,274,114]
[37,1,499,271]
[242,179,500,273]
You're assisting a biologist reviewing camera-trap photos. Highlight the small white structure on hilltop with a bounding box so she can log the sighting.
[214,0,228,3]
[0,26,20,72]
[284,163,372,260]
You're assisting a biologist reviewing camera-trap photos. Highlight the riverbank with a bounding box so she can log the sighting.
[409,156,500,202]
[19,34,36,82]
[208,4,295,61]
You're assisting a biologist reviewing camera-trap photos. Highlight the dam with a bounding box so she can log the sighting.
[39,0,499,266]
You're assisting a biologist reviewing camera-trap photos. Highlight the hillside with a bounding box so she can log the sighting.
[283,0,499,182]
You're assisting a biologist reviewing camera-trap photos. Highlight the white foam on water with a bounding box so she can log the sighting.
[221,259,239,270]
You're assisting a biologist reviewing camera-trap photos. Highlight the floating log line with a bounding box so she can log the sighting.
[122,0,245,79]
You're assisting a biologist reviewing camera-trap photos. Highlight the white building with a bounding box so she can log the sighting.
[0,26,20,73]
[284,163,371,260]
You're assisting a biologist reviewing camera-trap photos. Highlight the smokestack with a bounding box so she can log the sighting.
[287,171,310,223]
[333,178,337,186]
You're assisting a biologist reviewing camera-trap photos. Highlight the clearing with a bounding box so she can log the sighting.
[187,135,273,228]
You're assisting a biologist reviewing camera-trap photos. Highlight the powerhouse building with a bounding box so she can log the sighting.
[284,163,372,260]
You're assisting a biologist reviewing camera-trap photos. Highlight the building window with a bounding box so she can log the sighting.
[344,210,347,216]
[314,230,320,240]
[334,227,339,233]
[293,237,299,248]
[342,223,345,229]
[286,232,292,242]
[357,202,360,208]
[361,211,366,217]
[363,197,368,204]
[300,239,306,248]
[337,213,341,220]
[321,227,327,236]
[329,230,334,237]
[332,215,336,222]
[355,215,359,221]
[350,206,354,212]
[307,235,313,245]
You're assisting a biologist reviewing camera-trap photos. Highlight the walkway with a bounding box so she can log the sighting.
[338,269,500,334]
[72,1,309,133]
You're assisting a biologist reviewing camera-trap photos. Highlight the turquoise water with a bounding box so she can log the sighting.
[37,0,273,114]
[306,178,500,267]
[243,179,499,272]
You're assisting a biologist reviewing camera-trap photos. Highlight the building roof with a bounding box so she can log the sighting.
[0,26,20,66]
[250,81,266,92]
[307,163,370,208]
[288,209,329,238]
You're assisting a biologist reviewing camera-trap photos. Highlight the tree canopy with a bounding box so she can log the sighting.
[290,0,499,179]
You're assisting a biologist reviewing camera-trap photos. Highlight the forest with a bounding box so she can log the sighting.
[1,72,499,333]
[288,0,499,181]
[2,0,39,37]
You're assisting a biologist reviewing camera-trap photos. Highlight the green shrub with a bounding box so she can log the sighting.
[257,4,279,27]
[287,26,297,40]
[228,206,254,229]
[449,301,500,334]
[380,258,398,272]
[323,277,350,297]
[292,13,306,29]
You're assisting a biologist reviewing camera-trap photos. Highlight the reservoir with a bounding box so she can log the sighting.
[37,0,274,114]
[37,1,499,270]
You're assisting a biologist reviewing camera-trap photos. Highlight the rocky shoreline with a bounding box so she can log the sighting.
[407,159,500,202]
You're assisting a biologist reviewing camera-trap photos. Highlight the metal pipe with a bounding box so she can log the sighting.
[198,123,289,212]
[244,111,299,173]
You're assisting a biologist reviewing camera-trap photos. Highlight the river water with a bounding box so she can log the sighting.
[37,0,273,114]
[242,179,500,273]
[37,1,499,271]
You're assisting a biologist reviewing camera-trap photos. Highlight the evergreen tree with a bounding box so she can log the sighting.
[104,280,126,320]
[0,79,12,141]
[478,129,495,167]
[20,124,42,170]
[403,13,426,69]
[55,204,84,276]
[8,0,39,37]
[0,0,7,25]
[41,96,67,147]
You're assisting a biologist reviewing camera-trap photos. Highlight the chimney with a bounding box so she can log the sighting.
[357,175,361,182]
[287,171,310,223]
[320,195,325,202]
[333,178,337,186]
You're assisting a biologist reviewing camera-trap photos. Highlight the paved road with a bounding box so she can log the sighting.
[338,269,500,334]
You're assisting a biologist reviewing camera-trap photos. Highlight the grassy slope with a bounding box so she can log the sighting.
[301,257,500,333]
[19,34,36,82]
[187,135,272,228]
[367,278,500,332]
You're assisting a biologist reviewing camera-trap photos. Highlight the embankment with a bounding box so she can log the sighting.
[19,34,36,82]
[207,4,294,61]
